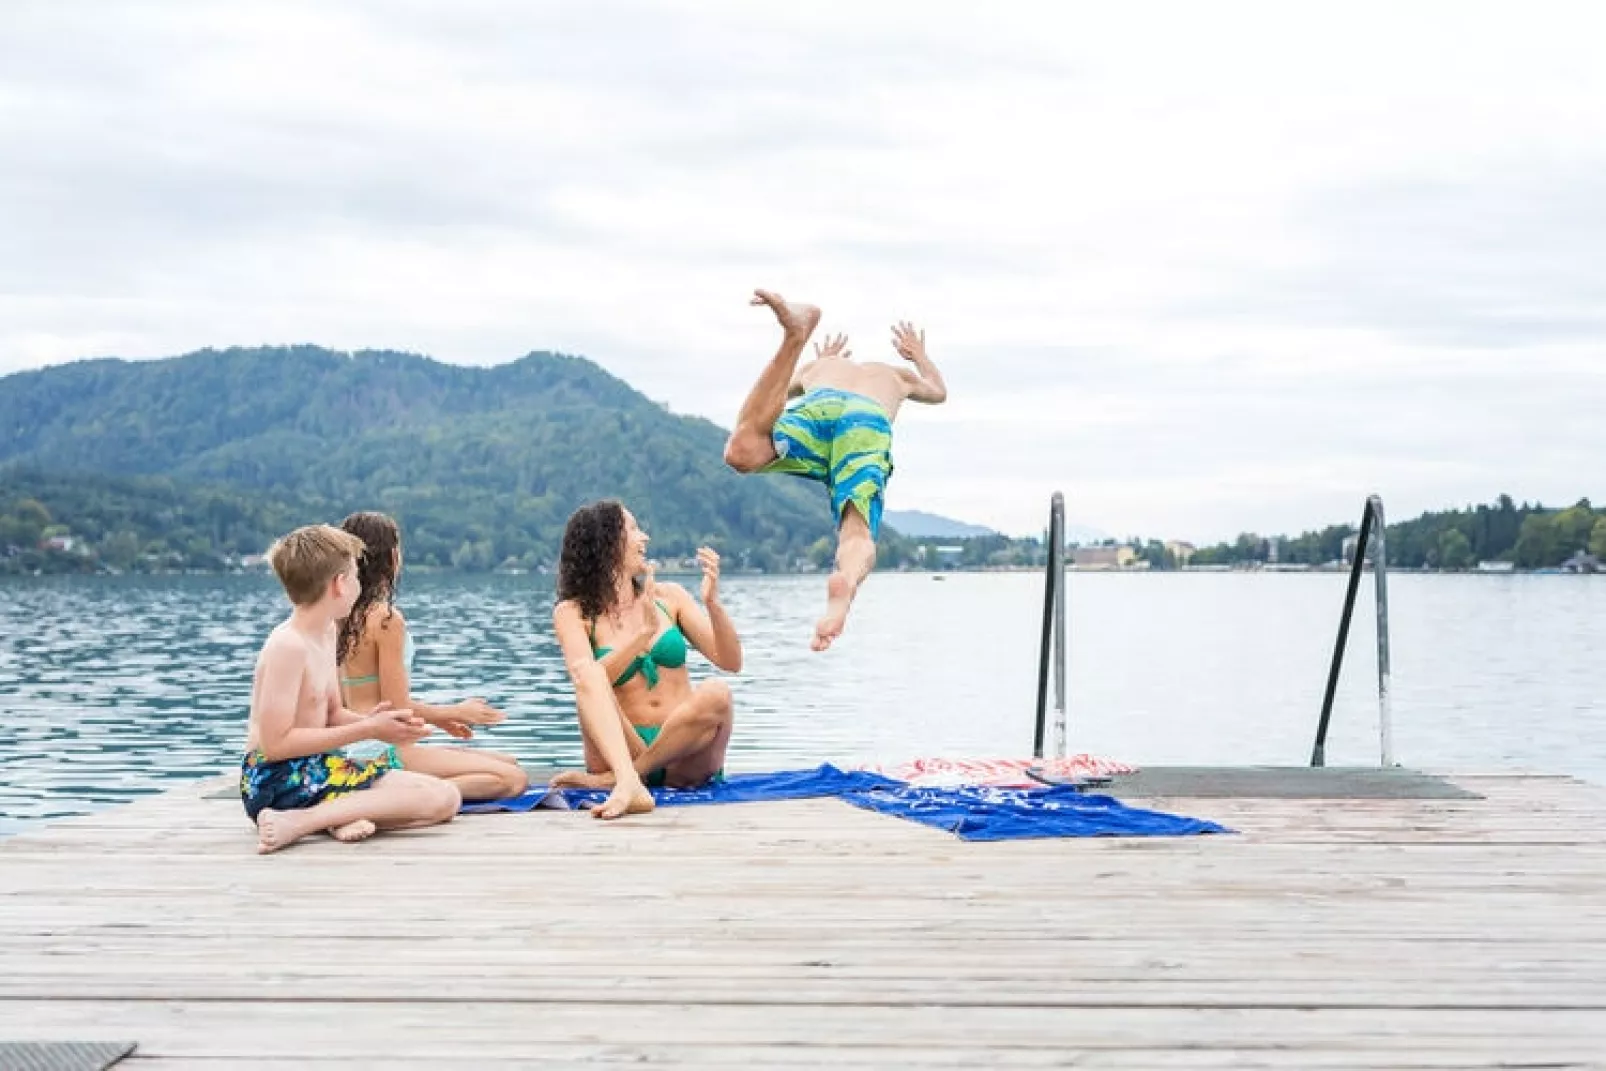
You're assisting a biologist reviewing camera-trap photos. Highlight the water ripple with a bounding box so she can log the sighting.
[2,571,1603,826]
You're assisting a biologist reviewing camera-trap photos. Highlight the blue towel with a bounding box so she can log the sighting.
[461,763,1229,840]
[840,782,1231,841]
[459,763,899,813]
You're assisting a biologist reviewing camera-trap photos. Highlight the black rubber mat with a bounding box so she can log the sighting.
[1105,766,1482,800]
[0,1042,137,1071]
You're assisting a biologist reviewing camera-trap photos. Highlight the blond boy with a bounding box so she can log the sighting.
[241,524,460,853]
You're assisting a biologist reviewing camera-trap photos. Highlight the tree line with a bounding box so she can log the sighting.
[1190,496,1606,569]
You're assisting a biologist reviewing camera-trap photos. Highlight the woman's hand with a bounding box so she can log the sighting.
[366,702,431,745]
[452,697,505,726]
[636,565,660,638]
[697,547,721,605]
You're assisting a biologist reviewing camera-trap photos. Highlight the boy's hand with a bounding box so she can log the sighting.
[453,697,505,726]
[367,702,430,744]
[891,321,926,363]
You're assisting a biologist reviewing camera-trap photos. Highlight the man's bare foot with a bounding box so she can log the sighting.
[550,769,616,791]
[750,289,821,340]
[330,819,377,843]
[255,809,310,855]
[594,778,656,820]
[812,570,856,652]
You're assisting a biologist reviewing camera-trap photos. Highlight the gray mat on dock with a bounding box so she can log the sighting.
[0,1042,136,1071]
[1106,766,1482,800]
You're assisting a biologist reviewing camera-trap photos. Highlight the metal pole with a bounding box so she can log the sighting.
[1311,499,1376,767]
[1369,495,1394,767]
[1051,494,1068,759]
[1032,495,1061,759]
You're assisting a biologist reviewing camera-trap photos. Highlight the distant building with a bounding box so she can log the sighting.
[931,545,964,568]
[1476,560,1516,573]
[1560,552,1601,574]
[1070,545,1135,570]
[42,535,81,554]
[1340,534,1377,564]
[1164,540,1196,567]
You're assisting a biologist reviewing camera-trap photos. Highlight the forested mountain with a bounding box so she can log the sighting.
[0,346,835,570]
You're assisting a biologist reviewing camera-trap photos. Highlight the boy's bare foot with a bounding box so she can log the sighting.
[594,778,656,820]
[330,819,377,843]
[812,570,856,652]
[550,769,616,791]
[255,809,310,855]
[750,289,821,341]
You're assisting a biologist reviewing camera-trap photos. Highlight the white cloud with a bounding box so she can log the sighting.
[2,0,1603,539]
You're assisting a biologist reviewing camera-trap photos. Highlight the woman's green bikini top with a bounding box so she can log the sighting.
[590,600,688,688]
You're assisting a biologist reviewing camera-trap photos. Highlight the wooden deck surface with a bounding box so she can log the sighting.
[1,771,1604,1068]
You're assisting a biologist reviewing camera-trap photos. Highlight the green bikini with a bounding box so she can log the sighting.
[590,600,688,689]
[590,601,720,787]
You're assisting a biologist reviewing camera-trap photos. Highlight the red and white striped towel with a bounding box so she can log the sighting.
[858,755,1137,788]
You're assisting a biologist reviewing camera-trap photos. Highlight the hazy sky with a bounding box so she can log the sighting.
[2,1,1602,539]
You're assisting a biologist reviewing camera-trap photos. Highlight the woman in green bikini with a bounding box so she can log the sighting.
[549,500,742,791]
[335,512,529,802]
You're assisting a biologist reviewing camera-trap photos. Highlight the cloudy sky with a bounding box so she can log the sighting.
[2,1,1602,540]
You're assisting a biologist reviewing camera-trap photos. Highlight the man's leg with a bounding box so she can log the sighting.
[254,770,461,855]
[722,289,821,472]
[814,506,877,652]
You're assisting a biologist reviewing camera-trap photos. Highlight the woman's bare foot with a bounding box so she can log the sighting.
[255,809,311,855]
[594,778,656,820]
[550,769,616,791]
[750,289,821,340]
[329,819,377,844]
[812,570,856,652]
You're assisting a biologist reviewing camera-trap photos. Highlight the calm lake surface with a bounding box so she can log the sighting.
[2,571,1602,831]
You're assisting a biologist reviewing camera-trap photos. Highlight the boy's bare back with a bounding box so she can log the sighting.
[246,622,340,752]
[793,361,908,417]
[789,321,946,420]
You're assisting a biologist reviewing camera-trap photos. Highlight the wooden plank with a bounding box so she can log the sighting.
[2,772,1604,1064]
[5,1001,1606,1058]
[110,1056,1606,1071]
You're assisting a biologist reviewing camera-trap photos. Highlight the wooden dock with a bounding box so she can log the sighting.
[2,770,1605,1068]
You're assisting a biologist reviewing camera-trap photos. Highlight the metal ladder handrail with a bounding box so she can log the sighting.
[1033,492,1067,760]
[1311,493,1394,767]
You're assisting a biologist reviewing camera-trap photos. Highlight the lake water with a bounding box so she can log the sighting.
[2,571,1602,831]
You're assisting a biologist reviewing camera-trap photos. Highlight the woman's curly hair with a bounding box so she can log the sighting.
[557,500,631,623]
[336,511,401,666]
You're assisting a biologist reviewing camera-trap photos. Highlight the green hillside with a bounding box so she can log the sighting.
[0,346,837,571]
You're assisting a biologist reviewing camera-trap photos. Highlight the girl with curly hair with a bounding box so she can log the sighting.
[549,500,742,796]
[335,512,529,802]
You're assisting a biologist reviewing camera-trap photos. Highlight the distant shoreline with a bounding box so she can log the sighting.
[2,564,1597,580]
